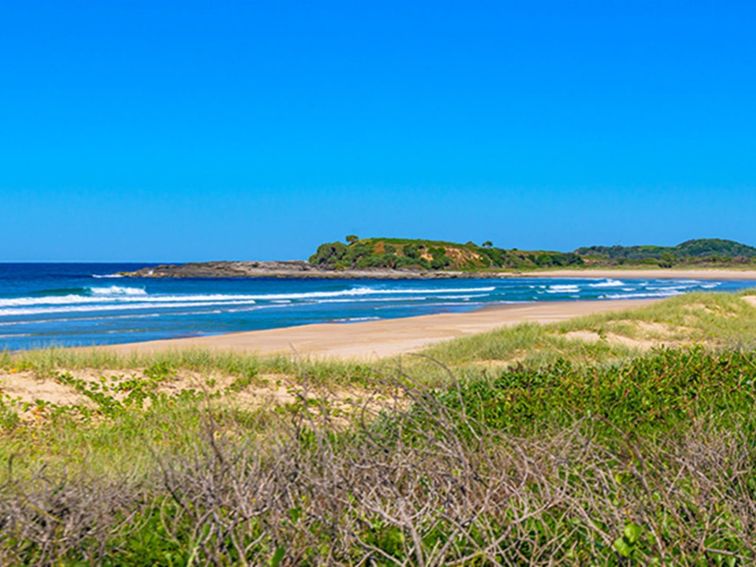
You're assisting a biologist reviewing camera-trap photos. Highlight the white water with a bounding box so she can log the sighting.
[0,285,497,310]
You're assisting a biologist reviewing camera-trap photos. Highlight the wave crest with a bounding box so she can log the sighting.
[89,286,147,296]
[588,279,625,288]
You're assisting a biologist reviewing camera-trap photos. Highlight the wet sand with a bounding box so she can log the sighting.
[103,299,657,360]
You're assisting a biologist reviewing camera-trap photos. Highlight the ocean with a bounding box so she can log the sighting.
[0,263,753,351]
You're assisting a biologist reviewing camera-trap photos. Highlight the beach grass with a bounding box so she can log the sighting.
[419,290,756,369]
[3,289,753,380]
[0,290,754,564]
[0,347,388,388]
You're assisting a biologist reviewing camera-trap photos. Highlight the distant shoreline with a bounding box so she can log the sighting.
[121,261,756,281]
[100,298,660,359]
[521,268,756,280]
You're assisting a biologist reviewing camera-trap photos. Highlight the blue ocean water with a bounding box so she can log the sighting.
[0,263,753,351]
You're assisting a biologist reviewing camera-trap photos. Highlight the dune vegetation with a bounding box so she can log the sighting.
[0,290,754,565]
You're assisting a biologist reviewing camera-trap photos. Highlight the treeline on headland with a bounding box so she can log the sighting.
[576,238,756,267]
[309,236,756,271]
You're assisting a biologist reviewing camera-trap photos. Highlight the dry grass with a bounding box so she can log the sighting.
[417,291,756,374]
[0,291,753,563]
[0,371,752,565]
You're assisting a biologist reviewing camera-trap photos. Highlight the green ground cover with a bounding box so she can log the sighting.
[0,290,753,564]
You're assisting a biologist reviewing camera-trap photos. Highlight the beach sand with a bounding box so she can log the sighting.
[104,299,657,360]
[521,268,756,280]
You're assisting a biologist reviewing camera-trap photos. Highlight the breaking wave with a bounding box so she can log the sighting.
[588,279,625,288]
[0,285,498,316]
[89,285,147,296]
[546,284,581,293]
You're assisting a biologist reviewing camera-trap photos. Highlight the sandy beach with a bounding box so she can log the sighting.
[521,268,756,280]
[104,298,658,360]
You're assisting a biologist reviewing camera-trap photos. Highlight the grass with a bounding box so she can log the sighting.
[0,290,754,564]
[430,347,754,438]
[0,347,387,388]
[0,348,752,564]
[420,290,756,371]
[3,290,752,386]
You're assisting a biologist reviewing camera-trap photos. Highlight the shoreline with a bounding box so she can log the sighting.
[121,262,756,281]
[100,298,658,360]
[521,268,756,280]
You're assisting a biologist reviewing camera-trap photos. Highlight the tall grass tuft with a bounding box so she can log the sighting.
[0,348,753,564]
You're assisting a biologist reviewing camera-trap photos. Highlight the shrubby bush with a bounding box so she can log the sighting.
[1,348,752,564]
[577,238,756,266]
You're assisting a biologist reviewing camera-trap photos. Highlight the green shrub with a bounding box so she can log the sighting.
[430,347,754,438]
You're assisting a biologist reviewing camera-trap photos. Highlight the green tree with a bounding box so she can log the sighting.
[403,244,420,259]
[345,235,359,245]
[309,242,347,266]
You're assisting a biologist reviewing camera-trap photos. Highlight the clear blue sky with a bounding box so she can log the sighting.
[1,1,754,262]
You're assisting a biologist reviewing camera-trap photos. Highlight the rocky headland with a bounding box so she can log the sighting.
[120,261,507,279]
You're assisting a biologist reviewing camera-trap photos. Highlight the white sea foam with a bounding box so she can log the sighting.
[90,285,147,296]
[224,304,292,313]
[0,293,258,308]
[0,300,260,317]
[316,296,428,304]
[643,284,700,292]
[588,279,625,288]
[546,284,581,293]
[436,294,487,300]
[0,285,496,310]
[600,290,684,299]
[333,316,381,323]
[0,313,162,327]
[238,286,496,301]
[91,273,124,279]
[416,301,482,307]
[0,295,101,307]
[0,279,729,325]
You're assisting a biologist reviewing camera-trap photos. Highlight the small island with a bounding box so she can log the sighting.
[122,236,756,278]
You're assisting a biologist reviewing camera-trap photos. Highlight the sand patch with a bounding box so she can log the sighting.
[155,369,237,396]
[604,334,662,350]
[223,373,400,425]
[682,303,737,319]
[564,331,603,343]
[50,368,263,400]
[0,371,86,406]
[561,329,675,350]
[1,366,396,427]
[742,295,756,307]
[621,321,694,340]
[633,321,678,336]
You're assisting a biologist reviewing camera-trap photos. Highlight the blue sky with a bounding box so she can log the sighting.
[1,0,754,262]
